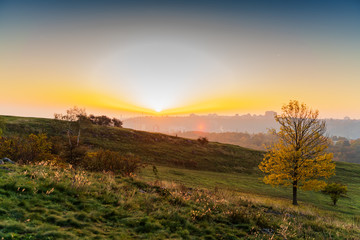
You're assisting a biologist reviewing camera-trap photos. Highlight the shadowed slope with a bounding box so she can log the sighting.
[0,115,263,173]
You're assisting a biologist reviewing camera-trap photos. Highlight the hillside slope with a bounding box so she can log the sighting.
[1,115,263,173]
[1,115,360,239]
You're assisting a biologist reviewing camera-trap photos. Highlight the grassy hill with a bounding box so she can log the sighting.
[1,115,360,239]
[1,115,263,173]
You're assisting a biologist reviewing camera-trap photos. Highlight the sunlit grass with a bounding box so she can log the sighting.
[138,163,360,219]
[0,163,359,239]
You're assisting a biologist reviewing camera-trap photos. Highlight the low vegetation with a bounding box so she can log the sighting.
[139,163,360,220]
[0,134,53,164]
[81,149,143,176]
[0,163,359,239]
[322,183,348,206]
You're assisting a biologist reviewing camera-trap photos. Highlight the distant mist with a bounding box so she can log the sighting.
[123,112,360,139]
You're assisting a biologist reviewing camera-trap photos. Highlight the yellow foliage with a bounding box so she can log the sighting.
[259,100,336,192]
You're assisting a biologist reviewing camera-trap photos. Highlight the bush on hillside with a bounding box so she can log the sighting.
[47,135,87,167]
[81,149,143,176]
[322,183,348,206]
[0,134,53,163]
[62,139,87,166]
[87,115,123,127]
[197,137,209,145]
[0,118,5,136]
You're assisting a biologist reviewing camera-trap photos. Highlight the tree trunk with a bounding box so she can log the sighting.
[76,129,81,146]
[292,181,298,205]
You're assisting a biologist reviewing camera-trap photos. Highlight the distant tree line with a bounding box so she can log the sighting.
[85,115,123,127]
[328,137,360,163]
[55,107,123,128]
[176,131,360,164]
[175,131,277,151]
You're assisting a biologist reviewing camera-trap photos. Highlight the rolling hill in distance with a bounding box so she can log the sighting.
[123,112,360,139]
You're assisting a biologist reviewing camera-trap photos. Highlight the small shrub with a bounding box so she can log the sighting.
[152,165,159,179]
[322,183,348,206]
[197,137,209,145]
[228,209,250,224]
[0,118,4,136]
[62,139,87,166]
[0,134,53,163]
[81,149,143,176]
[25,134,53,163]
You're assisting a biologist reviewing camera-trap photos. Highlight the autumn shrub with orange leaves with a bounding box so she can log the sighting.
[0,133,54,163]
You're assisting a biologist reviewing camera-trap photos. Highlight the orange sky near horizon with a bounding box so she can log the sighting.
[1,1,360,119]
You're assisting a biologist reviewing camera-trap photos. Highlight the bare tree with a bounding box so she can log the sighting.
[54,106,87,165]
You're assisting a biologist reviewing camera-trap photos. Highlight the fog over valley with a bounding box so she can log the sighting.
[124,111,360,139]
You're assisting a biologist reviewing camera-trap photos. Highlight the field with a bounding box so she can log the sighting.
[1,115,360,239]
[139,162,360,218]
[1,163,359,239]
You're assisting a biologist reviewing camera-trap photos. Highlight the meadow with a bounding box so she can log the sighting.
[1,163,359,239]
[139,163,360,219]
[0,115,360,239]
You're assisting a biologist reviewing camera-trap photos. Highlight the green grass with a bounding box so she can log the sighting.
[0,164,359,239]
[138,161,360,219]
[2,115,360,218]
[1,115,360,238]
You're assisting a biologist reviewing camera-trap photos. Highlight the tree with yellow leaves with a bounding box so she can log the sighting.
[259,100,335,205]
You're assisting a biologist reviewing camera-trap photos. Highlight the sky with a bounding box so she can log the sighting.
[0,0,360,119]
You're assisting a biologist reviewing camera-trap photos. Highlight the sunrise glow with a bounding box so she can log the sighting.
[1,2,360,236]
[0,1,359,119]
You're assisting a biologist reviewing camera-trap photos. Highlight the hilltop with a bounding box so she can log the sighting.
[0,115,263,173]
